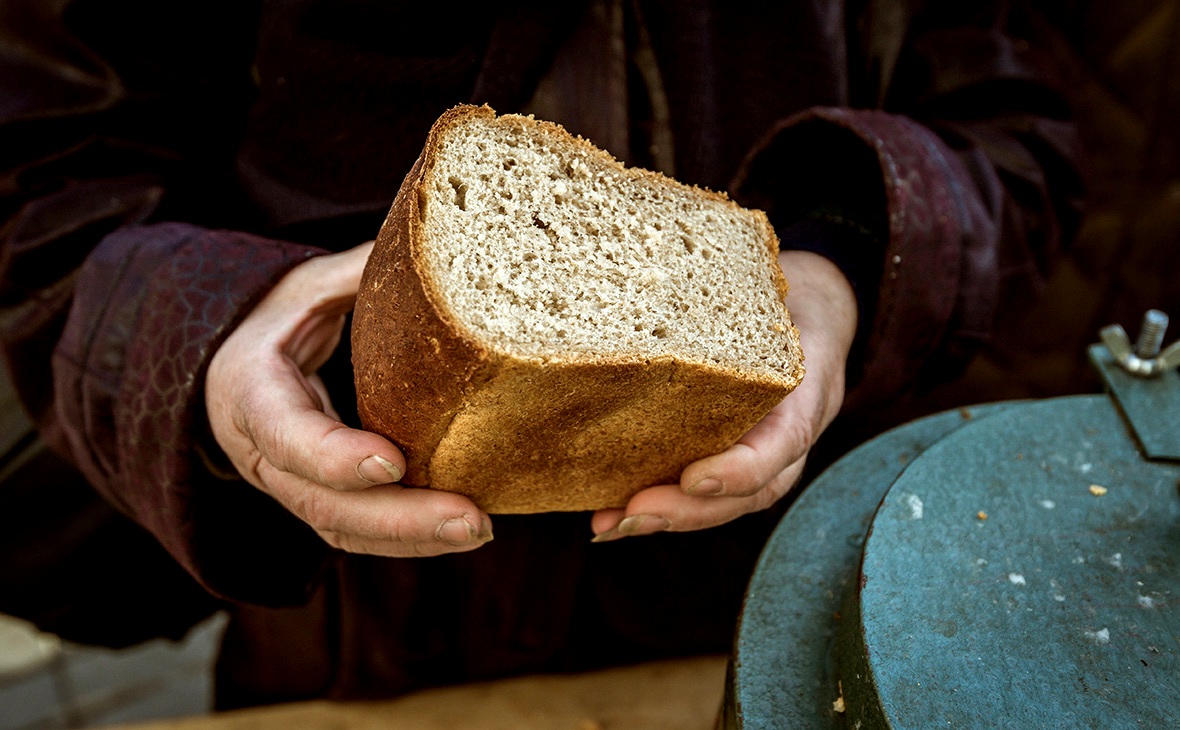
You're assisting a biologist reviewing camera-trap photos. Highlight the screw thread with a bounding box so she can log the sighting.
[1135,309,1169,358]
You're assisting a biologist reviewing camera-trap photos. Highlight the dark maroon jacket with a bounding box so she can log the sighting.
[0,0,1081,707]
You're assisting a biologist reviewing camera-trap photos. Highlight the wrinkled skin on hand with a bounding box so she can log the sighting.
[207,245,853,555]
[590,251,858,541]
[205,241,494,558]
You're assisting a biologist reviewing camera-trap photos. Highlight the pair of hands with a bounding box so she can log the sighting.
[205,244,857,557]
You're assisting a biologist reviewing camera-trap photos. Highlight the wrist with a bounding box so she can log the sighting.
[778,250,857,336]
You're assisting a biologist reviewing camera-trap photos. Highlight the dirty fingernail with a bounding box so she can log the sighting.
[437,515,484,546]
[591,514,670,543]
[688,477,724,496]
[618,514,671,536]
[476,515,494,543]
[357,455,402,484]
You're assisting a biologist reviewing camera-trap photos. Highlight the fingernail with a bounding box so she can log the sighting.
[436,514,490,546]
[591,514,670,543]
[688,477,724,496]
[476,515,494,543]
[357,455,402,484]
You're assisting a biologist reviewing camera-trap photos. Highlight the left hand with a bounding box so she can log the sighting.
[205,241,493,558]
[591,250,858,541]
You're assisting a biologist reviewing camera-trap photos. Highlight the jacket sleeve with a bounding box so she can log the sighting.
[734,1,1084,409]
[0,2,332,603]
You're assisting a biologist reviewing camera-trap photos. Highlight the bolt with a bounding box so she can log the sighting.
[1134,309,1169,358]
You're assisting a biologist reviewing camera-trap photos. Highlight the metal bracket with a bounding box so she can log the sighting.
[1091,310,1180,461]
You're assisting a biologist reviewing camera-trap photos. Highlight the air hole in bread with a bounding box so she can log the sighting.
[448,177,467,210]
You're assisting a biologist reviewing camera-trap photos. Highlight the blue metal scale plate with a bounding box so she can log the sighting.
[727,394,1180,728]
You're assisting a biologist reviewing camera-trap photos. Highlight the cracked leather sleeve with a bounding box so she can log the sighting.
[52,222,333,604]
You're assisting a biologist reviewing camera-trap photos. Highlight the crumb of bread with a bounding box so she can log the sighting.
[977,511,988,520]
[1089,484,1108,496]
[422,113,795,380]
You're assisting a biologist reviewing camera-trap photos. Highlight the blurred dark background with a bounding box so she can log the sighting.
[915,0,1180,412]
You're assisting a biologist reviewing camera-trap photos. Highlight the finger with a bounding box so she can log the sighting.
[590,507,626,535]
[312,239,374,294]
[236,355,407,491]
[278,247,370,371]
[305,373,341,421]
[594,461,805,541]
[319,531,489,558]
[679,394,818,498]
[265,409,407,491]
[233,242,374,356]
[286,311,347,375]
[265,241,375,314]
[261,467,493,557]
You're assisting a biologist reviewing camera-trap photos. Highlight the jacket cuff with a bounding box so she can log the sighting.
[735,107,999,406]
[53,222,332,604]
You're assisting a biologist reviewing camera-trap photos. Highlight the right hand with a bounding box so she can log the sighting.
[590,250,858,541]
[205,241,493,557]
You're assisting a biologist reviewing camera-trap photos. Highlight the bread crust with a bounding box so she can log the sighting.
[352,105,802,513]
[353,107,501,486]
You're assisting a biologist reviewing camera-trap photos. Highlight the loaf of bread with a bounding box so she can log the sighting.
[352,105,803,513]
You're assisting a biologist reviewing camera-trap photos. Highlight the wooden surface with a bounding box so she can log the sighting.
[109,655,728,730]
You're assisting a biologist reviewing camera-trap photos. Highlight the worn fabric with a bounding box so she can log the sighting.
[0,0,1082,707]
[909,1,1180,414]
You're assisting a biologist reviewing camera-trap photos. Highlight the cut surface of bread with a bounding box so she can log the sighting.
[352,105,803,513]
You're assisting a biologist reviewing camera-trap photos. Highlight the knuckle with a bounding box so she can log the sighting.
[230,375,263,422]
[236,448,267,488]
[727,473,767,497]
[313,424,360,487]
[751,483,781,512]
[386,516,411,545]
[784,418,817,454]
[264,422,297,473]
[319,529,462,559]
[317,529,347,551]
[722,443,776,497]
[291,485,339,532]
[361,511,429,554]
[755,471,796,511]
[410,541,448,557]
[691,511,735,533]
